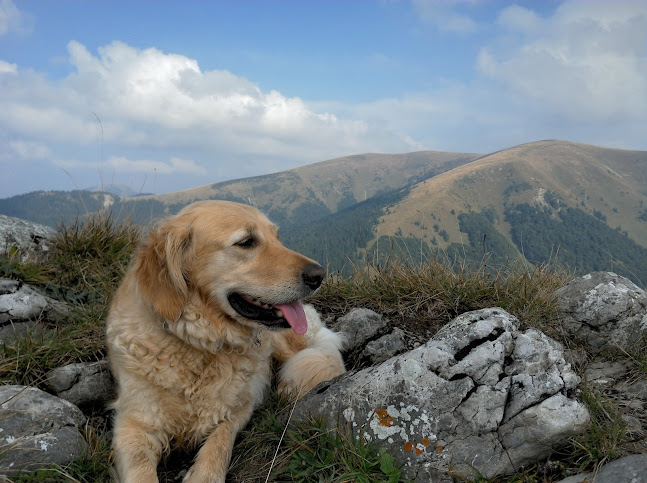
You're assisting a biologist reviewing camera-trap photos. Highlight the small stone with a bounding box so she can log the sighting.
[0,386,88,476]
[335,308,388,353]
[555,272,647,352]
[584,361,628,386]
[360,327,406,364]
[0,215,55,257]
[46,360,115,410]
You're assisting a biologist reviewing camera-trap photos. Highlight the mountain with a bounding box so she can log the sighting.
[85,184,149,198]
[116,151,479,230]
[1,140,645,285]
[284,140,647,285]
[0,191,117,228]
[0,151,478,229]
[380,140,646,248]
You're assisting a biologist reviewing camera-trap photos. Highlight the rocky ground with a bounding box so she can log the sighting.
[1,216,646,482]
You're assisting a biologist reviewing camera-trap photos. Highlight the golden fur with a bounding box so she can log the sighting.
[106,200,345,482]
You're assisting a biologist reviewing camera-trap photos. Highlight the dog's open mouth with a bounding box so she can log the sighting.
[227,293,308,335]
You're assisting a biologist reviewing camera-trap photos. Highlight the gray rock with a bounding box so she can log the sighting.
[360,327,407,364]
[616,379,647,400]
[622,414,643,434]
[557,454,647,483]
[335,308,388,352]
[0,214,55,257]
[557,472,595,483]
[0,385,88,475]
[555,272,647,352]
[293,308,588,482]
[0,279,70,343]
[584,361,628,387]
[0,279,48,323]
[46,360,115,410]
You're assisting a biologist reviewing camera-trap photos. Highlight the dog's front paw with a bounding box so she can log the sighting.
[182,465,225,483]
[278,347,345,399]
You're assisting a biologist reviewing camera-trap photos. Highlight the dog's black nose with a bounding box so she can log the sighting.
[302,264,326,290]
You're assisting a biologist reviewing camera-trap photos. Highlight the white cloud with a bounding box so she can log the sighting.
[0,0,21,35]
[9,140,52,160]
[53,155,206,176]
[326,1,647,156]
[2,40,410,158]
[413,1,480,34]
[0,59,16,73]
[105,156,206,175]
[477,1,647,123]
[496,5,542,33]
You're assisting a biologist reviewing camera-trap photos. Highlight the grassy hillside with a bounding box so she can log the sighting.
[0,191,117,228]
[0,151,478,230]
[117,150,479,230]
[2,140,645,285]
[368,140,647,285]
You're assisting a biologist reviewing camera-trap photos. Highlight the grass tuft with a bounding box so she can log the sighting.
[46,213,140,305]
[1,214,140,388]
[565,385,635,473]
[312,256,572,349]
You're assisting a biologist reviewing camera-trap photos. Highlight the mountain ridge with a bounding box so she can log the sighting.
[1,140,645,285]
[378,140,646,249]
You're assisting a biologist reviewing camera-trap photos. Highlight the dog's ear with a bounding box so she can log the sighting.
[134,218,194,321]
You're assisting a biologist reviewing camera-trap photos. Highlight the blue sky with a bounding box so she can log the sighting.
[1,1,645,197]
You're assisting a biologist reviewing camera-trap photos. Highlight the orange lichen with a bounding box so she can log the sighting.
[404,442,414,452]
[422,437,430,446]
[415,447,424,455]
[375,409,394,427]
[436,445,444,454]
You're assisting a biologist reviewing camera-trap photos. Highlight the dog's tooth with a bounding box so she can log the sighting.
[276,309,284,318]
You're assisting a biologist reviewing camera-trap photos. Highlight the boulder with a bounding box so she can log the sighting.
[557,454,647,483]
[0,279,70,343]
[46,360,115,411]
[0,214,55,257]
[360,327,407,364]
[0,385,88,476]
[334,307,388,351]
[555,272,647,352]
[292,308,589,482]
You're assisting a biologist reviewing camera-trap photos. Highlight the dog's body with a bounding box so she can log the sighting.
[106,201,345,482]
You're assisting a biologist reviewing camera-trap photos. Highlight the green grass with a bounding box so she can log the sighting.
[311,255,572,350]
[1,214,643,482]
[1,214,139,388]
[563,383,647,476]
[226,392,404,483]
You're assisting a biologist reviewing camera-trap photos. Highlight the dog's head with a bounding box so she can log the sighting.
[134,200,325,335]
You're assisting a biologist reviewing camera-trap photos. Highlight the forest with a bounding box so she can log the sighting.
[505,202,647,286]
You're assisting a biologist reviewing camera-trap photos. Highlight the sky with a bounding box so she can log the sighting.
[0,1,646,198]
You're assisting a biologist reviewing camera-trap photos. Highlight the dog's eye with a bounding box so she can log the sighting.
[235,237,255,248]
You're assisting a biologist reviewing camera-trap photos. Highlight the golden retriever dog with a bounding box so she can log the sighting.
[106,200,345,482]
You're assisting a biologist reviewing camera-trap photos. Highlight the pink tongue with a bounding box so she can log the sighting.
[274,301,308,335]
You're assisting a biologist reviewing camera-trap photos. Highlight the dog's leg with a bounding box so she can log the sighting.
[182,411,252,483]
[112,414,168,483]
[275,305,346,397]
[277,345,346,396]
